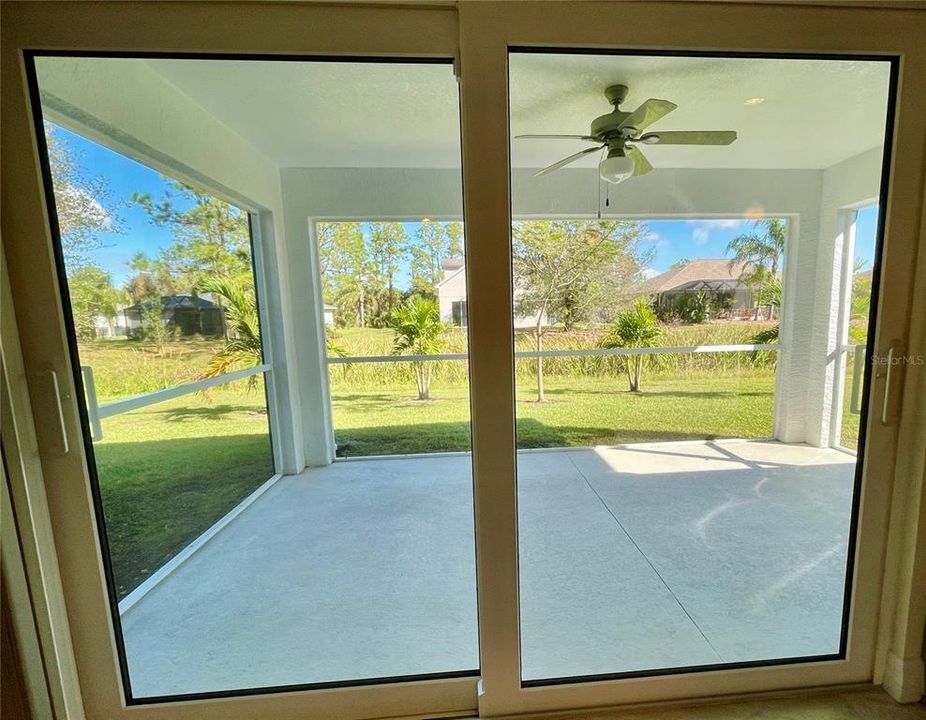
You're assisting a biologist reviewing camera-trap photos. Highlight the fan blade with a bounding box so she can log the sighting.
[516,134,600,142]
[534,145,605,177]
[637,130,737,145]
[617,99,678,132]
[627,146,653,176]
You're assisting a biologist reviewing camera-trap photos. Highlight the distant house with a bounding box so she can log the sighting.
[323,304,336,327]
[92,307,128,339]
[642,259,755,317]
[122,295,226,338]
[436,259,547,329]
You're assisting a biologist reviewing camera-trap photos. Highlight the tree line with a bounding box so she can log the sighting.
[317,220,463,328]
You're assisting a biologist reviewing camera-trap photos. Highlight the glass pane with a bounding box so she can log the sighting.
[33,54,477,700]
[319,221,472,457]
[508,50,892,682]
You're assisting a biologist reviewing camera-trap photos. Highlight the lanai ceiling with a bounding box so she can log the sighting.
[44,53,892,171]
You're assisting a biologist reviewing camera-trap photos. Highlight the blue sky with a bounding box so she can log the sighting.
[55,124,878,286]
[54,125,195,282]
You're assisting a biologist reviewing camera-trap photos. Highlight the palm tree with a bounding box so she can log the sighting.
[600,299,661,392]
[199,276,347,385]
[726,218,786,320]
[197,275,263,384]
[390,296,447,400]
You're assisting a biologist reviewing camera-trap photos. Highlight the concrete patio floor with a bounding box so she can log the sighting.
[120,440,856,699]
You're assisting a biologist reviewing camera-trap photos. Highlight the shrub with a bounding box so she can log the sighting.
[600,299,661,392]
[390,296,448,400]
[674,291,709,324]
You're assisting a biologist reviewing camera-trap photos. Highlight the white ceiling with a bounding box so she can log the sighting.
[143,54,890,170]
[146,59,462,169]
[509,53,890,170]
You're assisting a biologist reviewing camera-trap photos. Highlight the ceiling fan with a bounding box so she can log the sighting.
[517,84,737,184]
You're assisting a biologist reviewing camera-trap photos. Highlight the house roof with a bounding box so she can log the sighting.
[642,259,752,294]
[125,295,220,312]
[437,259,466,288]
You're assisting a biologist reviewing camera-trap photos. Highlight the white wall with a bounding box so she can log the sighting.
[438,269,467,325]
[805,145,884,446]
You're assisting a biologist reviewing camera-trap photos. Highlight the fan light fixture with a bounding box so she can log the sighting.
[744,97,765,106]
[517,84,737,185]
[599,153,635,184]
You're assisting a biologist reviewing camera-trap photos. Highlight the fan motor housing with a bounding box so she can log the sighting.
[590,111,633,139]
[591,84,634,139]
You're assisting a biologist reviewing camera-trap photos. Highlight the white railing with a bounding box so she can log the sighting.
[81,363,271,442]
[81,344,780,441]
[326,343,778,365]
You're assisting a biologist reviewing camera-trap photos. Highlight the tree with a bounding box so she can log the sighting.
[408,220,463,296]
[390,296,448,400]
[45,125,121,269]
[726,218,786,320]
[68,266,123,340]
[196,275,263,384]
[512,219,649,401]
[317,222,369,326]
[600,299,661,392]
[367,222,408,320]
[409,220,449,294]
[124,252,164,304]
[446,221,464,258]
[132,181,253,338]
[141,300,169,354]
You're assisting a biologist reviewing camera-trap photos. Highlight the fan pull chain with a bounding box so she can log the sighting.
[597,146,607,220]
[606,181,611,209]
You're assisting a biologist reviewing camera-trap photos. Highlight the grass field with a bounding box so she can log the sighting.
[93,381,273,597]
[332,372,775,456]
[78,323,863,598]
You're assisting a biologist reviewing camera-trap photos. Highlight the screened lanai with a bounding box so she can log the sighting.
[31,51,889,699]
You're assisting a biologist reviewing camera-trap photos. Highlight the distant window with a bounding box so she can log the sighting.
[452,300,468,327]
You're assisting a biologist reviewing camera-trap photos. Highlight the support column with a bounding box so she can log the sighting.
[280,175,336,467]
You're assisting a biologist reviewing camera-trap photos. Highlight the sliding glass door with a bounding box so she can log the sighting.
[4,2,925,719]
[27,51,477,702]
[458,2,919,717]
[509,48,894,683]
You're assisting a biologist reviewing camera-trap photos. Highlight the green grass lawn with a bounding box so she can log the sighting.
[332,371,775,456]
[93,382,273,598]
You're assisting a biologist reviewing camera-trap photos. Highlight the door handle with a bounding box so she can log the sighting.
[877,340,903,426]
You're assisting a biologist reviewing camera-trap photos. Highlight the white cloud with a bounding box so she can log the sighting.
[702,219,743,229]
[640,267,660,279]
[692,227,710,245]
[642,230,670,249]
